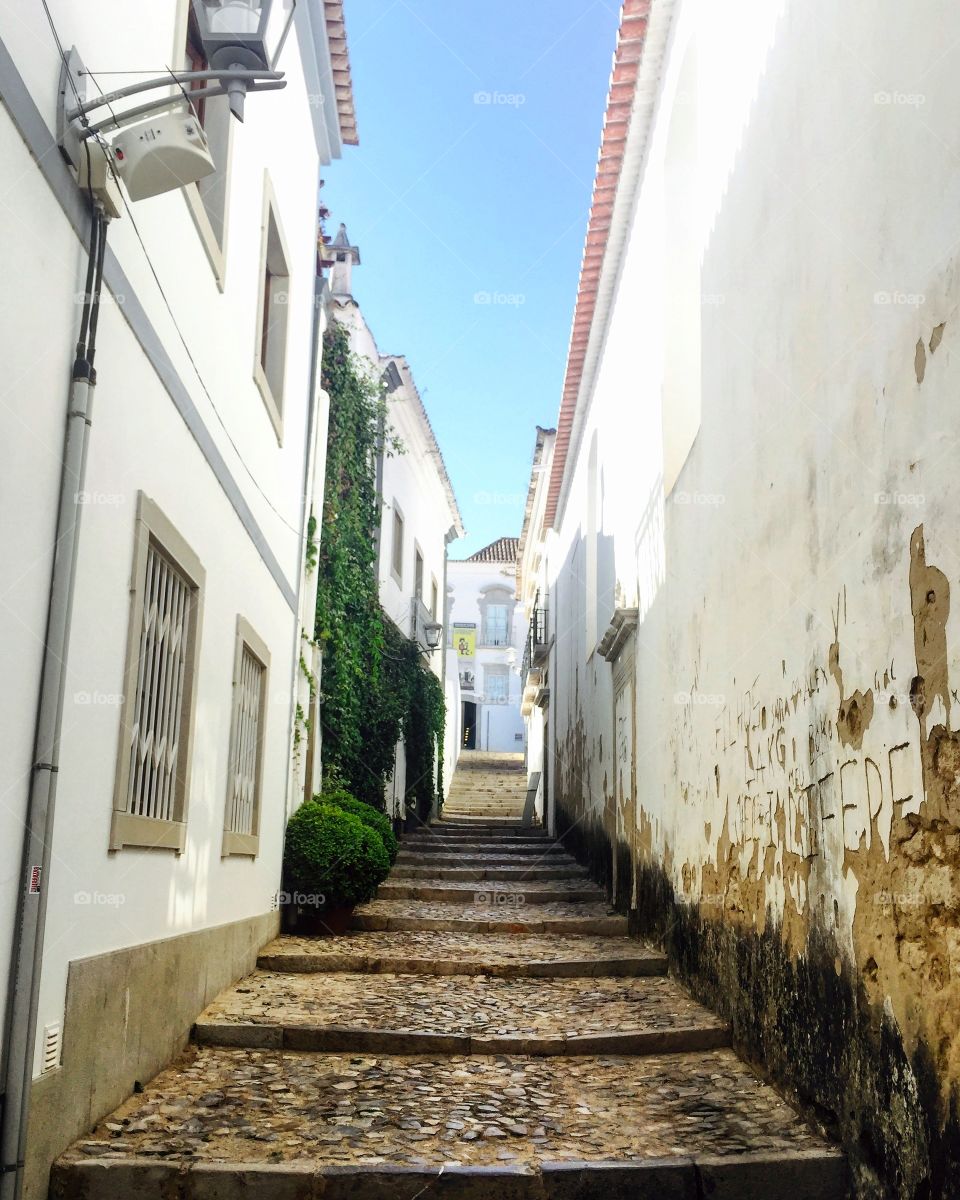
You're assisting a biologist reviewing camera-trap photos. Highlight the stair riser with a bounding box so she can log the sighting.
[377,885,604,904]
[352,915,629,935]
[390,867,586,881]
[53,1151,849,1199]
[255,953,669,977]
[194,1022,732,1056]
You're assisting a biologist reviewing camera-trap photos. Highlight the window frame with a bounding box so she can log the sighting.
[110,494,205,854]
[174,0,234,288]
[252,172,292,444]
[391,504,405,586]
[414,544,424,601]
[222,616,271,858]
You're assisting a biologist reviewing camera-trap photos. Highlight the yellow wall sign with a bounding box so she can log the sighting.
[454,624,476,658]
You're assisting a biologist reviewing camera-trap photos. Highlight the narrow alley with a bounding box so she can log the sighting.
[53,756,843,1197]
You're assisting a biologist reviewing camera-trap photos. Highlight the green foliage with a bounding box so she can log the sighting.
[405,660,446,821]
[318,786,398,863]
[304,513,318,574]
[315,322,446,818]
[283,802,390,908]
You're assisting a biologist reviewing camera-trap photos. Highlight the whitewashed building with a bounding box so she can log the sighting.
[448,539,526,753]
[326,227,465,819]
[0,2,356,1194]
[537,0,960,1190]
[517,426,556,827]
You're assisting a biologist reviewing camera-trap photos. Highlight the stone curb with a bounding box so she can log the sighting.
[51,1149,847,1199]
[255,952,669,978]
[350,915,629,935]
[192,1021,731,1057]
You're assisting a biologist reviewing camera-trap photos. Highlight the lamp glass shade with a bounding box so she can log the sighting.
[192,0,296,68]
[424,623,443,650]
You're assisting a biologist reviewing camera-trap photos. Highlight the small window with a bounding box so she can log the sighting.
[111,495,204,852]
[391,507,404,583]
[430,578,439,620]
[181,3,233,280]
[485,667,510,703]
[253,176,291,441]
[483,604,510,647]
[414,548,424,600]
[223,617,270,857]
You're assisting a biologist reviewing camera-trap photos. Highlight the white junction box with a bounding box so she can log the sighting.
[112,111,216,202]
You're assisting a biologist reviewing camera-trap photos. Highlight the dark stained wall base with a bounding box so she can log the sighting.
[554,800,960,1200]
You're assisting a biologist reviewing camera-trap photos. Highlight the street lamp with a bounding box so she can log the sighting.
[191,0,297,118]
[424,622,444,652]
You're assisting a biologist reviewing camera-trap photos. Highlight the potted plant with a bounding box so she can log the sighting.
[281,802,390,935]
[318,786,399,863]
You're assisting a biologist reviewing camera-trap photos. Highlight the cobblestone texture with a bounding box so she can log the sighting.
[257,930,665,976]
[198,973,728,1039]
[55,761,844,1194]
[62,1047,831,1167]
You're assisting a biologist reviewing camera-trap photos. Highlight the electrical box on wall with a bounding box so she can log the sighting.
[76,140,123,219]
[111,111,215,202]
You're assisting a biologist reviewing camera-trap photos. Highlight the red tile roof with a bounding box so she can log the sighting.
[324,0,359,146]
[463,537,520,564]
[543,0,650,528]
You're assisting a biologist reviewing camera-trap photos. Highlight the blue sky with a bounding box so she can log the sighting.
[325,0,621,558]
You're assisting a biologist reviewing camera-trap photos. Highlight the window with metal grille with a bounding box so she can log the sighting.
[112,495,204,853]
[223,618,270,857]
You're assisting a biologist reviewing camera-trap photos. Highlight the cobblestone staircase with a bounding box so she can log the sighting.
[441,750,528,822]
[53,768,847,1198]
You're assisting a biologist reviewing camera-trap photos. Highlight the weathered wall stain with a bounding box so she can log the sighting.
[552,525,960,1198]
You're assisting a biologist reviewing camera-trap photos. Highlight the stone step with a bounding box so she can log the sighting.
[54,1048,846,1199]
[399,840,566,855]
[409,829,548,841]
[351,898,627,935]
[257,932,668,978]
[390,864,587,881]
[396,852,577,870]
[194,972,731,1056]
[377,880,605,905]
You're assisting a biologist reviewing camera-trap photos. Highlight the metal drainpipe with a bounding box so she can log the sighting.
[1,219,103,1198]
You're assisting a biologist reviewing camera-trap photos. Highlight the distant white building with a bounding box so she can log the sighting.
[448,538,526,753]
[517,427,556,826]
[326,226,465,818]
[0,2,356,1194]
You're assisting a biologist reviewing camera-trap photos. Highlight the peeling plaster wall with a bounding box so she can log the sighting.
[548,1,960,1195]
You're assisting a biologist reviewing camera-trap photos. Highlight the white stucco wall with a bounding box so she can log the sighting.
[546,0,960,1114]
[0,0,335,1074]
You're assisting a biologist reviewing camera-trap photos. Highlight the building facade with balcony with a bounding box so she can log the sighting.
[326,230,464,817]
[0,2,357,1193]
[447,538,526,753]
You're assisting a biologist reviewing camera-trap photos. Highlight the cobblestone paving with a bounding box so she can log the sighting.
[56,765,844,1193]
[353,899,623,930]
[258,930,664,973]
[199,973,728,1038]
[64,1047,830,1166]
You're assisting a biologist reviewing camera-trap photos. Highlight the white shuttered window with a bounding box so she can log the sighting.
[112,495,204,852]
[223,618,270,857]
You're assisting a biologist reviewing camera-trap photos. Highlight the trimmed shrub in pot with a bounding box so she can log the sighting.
[282,803,390,934]
[318,787,398,863]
